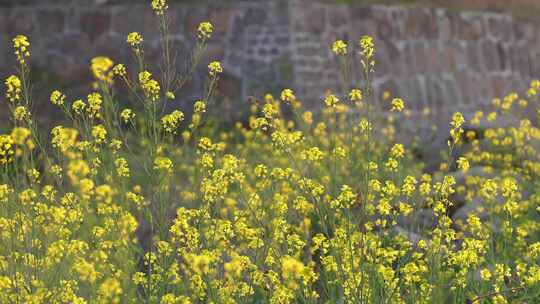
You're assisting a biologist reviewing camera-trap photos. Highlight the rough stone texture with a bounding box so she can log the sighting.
[0,0,539,124]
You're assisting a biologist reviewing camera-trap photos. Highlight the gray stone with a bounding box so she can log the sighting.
[481,40,501,72]
[377,40,403,76]
[93,32,128,61]
[80,9,111,41]
[60,31,92,61]
[513,20,535,43]
[327,5,349,28]
[466,43,482,72]
[413,41,428,74]
[0,34,11,70]
[451,196,504,226]
[438,12,452,41]
[111,5,147,36]
[442,75,460,108]
[454,14,484,41]
[393,226,430,246]
[292,3,325,35]
[243,7,267,26]
[486,15,514,41]
[451,166,497,187]
[7,8,36,35]
[426,77,445,110]
[0,10,6,34]
[37,8,65,34]
[397,209,438,232]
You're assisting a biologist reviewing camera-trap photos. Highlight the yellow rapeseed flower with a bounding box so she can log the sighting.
[91,125,107,144]
[91,56,114,84]
[456,157,469,172]
[390,98,405,112]
[50,90,66,106]
[112,64,127,77]
[0,135,14,165]
[5,75,22,103]
[208,61,223,77]
[120,109,135,123]
[359,35,375,60]
[197,22,214,40]
[324,94,339,108]
[280,88,296,104]
[127,32,143,47]
[10,127,30,145]
[154,156,173,173]
[151,0,168,15]
[349,89,362,102]
[13,106,31,121]
[161,110,185,133]
[139,71,161,102]
[331,40,347,56]
[12,35,30,65]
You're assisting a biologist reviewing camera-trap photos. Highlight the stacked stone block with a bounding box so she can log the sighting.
[0,0,539,122]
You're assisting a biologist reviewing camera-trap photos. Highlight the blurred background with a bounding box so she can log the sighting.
[1,0,539,131]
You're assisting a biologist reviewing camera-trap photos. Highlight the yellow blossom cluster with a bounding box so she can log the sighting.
[331,39,348,55]
[208,61,223,77]
[197,22,214,40]
[0,3,539,304]
[0,135,14,165]
[50,90,66,106]
[4,75,22,103]
[12,35,30,65]
[161,110,185,133]
[91,56,114,84]
[139,71,161,102]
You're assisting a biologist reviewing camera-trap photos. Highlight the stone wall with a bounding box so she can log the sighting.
[296,3,540,115]
[1,0,540,123]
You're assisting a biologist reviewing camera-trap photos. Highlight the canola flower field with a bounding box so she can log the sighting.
[1,0,540,303]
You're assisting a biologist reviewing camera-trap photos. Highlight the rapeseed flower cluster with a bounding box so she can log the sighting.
[332,39,348,55]
[0,135,14,165]
[161,110,185,133]
[50,90,66,106]
[197,22,213,40]
[208,61,223,77]
[4,75,21,103]
[12,35,30,65]
[127,32,143,47]
[1,2,539,303]
[139,71,161,102]
[91,56,114,84]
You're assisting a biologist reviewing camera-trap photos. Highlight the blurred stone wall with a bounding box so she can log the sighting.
[0,0,540,123]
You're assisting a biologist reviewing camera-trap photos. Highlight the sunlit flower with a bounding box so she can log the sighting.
[13,35,30,65]
[324,94,339,108]
[127,32,143,48]
[5,75,22,103]
[197,22,214,40]
[120,109,135,123]
[139,71,161,102]
[50,90,66,106]
[91,56,114,84]
[349,89,362,102]
[331,40,347,56]
[208,61,223,77]
[161,110,184,133]
[390,98,405,112]
[0,135,14,165]
[151,0,168,15]
[91,124,107,144]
